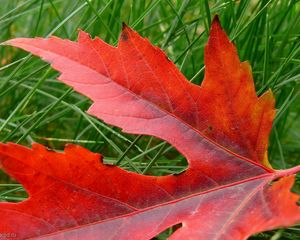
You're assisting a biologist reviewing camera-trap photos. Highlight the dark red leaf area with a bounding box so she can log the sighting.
[0,143,299,240]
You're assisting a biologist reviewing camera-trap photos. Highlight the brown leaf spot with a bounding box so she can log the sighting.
[121,32,128,41]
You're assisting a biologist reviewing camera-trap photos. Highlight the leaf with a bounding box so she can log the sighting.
[0,16,299,239]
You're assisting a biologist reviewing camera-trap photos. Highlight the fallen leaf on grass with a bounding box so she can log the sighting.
[0,16,299,240]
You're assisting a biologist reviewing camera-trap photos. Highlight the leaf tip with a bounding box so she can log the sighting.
[212,15,220,25]
[77,29,91,42]
[77,28,83,34]
[0,38,34,48]
[0,39,13,46]
[265,88,275,99]
[259,88,276,108]
[210,15,223,34]
[122,22,128,30]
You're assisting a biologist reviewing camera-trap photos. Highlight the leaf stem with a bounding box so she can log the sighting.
[274,165,300,179]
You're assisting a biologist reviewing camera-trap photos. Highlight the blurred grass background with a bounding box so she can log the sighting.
[0,0,299,239]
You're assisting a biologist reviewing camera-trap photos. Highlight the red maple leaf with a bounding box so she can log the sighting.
[0,16,299,240]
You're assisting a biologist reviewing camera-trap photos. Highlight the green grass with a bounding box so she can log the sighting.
[0,0,300,239]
